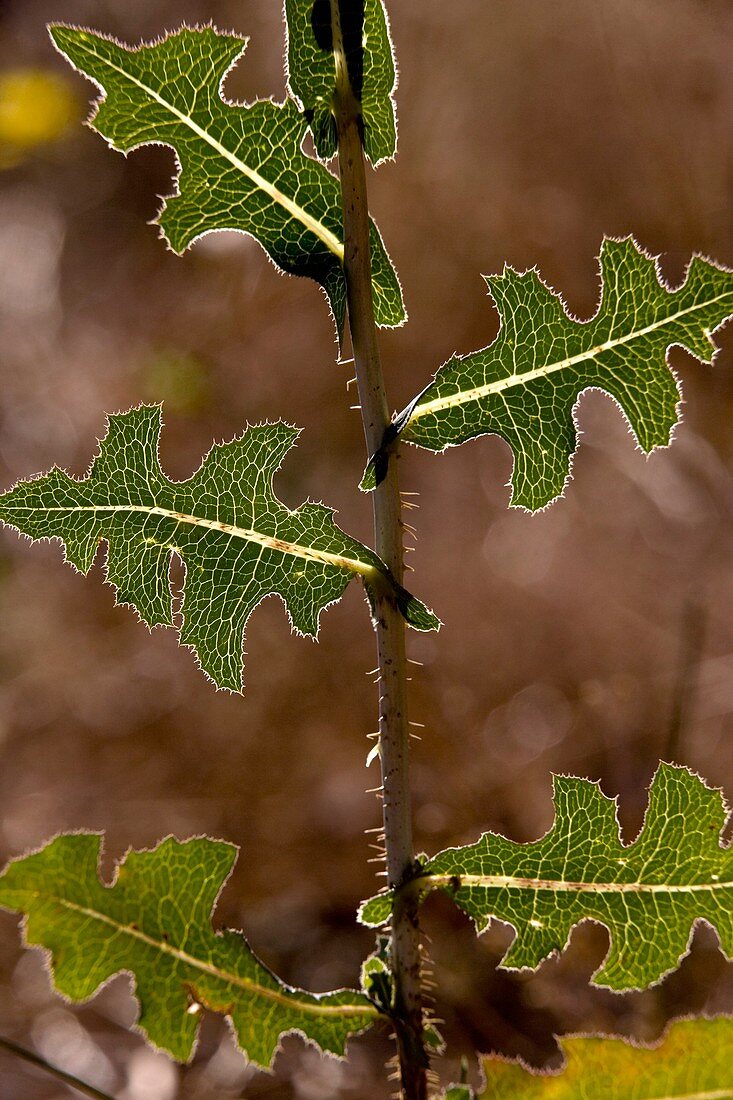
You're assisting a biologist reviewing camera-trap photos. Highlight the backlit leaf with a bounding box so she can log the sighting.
[392,238,733,509]
[0,833,379,1066]
[0,406,438,692]
[49,24,405,336]
[479,1017,733,1098]
[285,0,397,164]
[360,764,733,990]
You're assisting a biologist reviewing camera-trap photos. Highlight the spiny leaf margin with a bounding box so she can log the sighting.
[478,1016,733,1098]
[0,832,380,1066]
[0,405,438,693]
[284,0,398,164]
[49,22,405,338]
[360,763,733,991]
[389,238,733,509]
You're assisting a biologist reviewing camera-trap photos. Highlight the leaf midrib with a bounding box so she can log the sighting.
[4,503,378,579]
[409,290,732,425]
[654,1091,733,1099]
[427,871,732,895]
[658,1092,733,1099]
[70,35,345,261]
[19,890,378,1020]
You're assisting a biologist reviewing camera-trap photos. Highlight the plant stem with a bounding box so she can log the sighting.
[0,1035,116,1100]
[330,5,428,1097]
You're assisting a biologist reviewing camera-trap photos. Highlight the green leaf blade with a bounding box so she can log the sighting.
[49,24,405,334]
[398,239,733,510]
[0,834,379,1065]
[360,764,733,991]
[479,1017,733,1098]
[285,0,398,164]
[0,405,439,692]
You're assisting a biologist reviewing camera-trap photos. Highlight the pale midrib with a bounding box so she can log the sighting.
[32,892,377,1019]
[74,39,345,261]
[410,291,731,423]
[13,504,377,579]
[653,1092,733,1100]
[426,872,732,895]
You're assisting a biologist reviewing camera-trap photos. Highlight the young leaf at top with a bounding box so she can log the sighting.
[49,24,405,338]
[360,764,733,991]
[285,0,398,164]
[478,1016,733,1098]
[386,238,733,509]
[0,405,438,693]
[0,834,379,1065]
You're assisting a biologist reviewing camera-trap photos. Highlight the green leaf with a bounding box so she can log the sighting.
[360,764,733,990]
[49,24,405,336]
[285,0,397,164]
[0,833,379,1065]
[442,1058,474,1098]
[359,935,444,1053]
[395,238,733,510]
[0,405,438,692]
[360,933,393,1014]
[478,1017,733,1098]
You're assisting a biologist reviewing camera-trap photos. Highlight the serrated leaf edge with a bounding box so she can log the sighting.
[400,237,733,513]
[50,21,407,343]
[478,1013,733,1094]
[0,830,381,1069]
[0,405,440,689]
[49,22,345,259]
[360,763,733,992]
[0,405,382,693]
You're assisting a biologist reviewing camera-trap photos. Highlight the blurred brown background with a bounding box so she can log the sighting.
[0,1,732,1096]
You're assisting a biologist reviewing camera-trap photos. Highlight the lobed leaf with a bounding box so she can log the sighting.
[0,833,379,1065]
[0,406,438,693]
[285,0,397,164]
[49,24,405,337]
[391,238,733,509]
[478,1017,733,1098]
[360,764,733,990]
